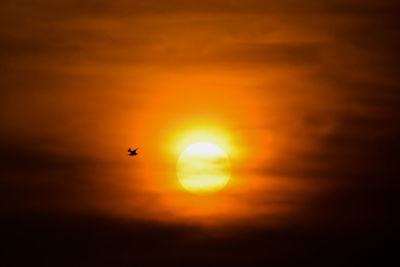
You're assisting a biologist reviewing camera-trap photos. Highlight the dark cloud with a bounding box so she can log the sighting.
[1,211,396,266]
[3,0,399,17]
[0,137,102,213]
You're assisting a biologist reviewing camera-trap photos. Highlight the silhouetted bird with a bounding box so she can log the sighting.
[128,148,138,156]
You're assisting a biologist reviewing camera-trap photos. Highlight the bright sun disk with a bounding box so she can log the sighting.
[177,142,230,194]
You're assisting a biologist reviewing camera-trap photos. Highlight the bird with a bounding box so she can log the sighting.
[128,147,139,156]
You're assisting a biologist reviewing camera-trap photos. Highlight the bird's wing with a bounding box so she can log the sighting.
[128,148,131,152]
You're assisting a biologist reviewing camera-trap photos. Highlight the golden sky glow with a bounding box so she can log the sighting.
[1,1,399,266]
[0,3,357,225]
[1,0,398,234]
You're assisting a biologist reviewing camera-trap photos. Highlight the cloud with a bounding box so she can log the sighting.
[0,137,102,212]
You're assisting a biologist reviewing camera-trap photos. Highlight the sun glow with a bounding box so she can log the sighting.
[177,142,230,194]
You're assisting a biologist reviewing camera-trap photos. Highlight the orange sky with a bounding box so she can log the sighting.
[1,1,399,265]
[1,0,398,231]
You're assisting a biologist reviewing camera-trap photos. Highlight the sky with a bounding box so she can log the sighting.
[0,0,399,265]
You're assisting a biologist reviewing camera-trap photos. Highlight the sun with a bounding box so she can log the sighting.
[177,142,230,194]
